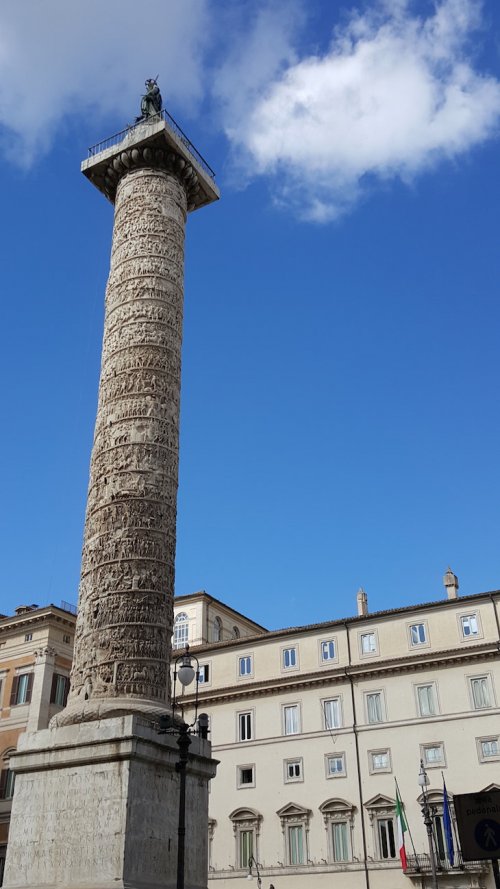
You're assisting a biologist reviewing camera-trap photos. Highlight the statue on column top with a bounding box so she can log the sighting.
[137,78,162,121]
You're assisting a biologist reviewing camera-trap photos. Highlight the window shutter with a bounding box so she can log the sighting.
[0,770,6,800]
[9,676,19,706]
[50,674,58,704]
[63,677,70,706]
[26,672,34,704]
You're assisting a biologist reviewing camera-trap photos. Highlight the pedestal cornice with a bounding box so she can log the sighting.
[81,116,220,211]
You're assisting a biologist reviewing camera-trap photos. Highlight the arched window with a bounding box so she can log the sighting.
[319,798,356,863]
[173,612,189,649]
[0,749,16,800]
[233,626,240,639]
[212,617,223,643]
[229,807,262,869]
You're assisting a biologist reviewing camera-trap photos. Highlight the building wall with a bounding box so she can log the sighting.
[0,606,76,883]
[177,590,500,889]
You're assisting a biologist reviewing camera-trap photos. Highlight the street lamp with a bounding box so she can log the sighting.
[159,646,209,889]
[418,759,439,889]
[246,855,262,888]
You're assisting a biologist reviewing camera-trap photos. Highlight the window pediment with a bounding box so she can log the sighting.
[229,807,261,823]
[277,802,311,819]
[364,793,395,820]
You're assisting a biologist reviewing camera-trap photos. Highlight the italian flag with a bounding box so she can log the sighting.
[395,788,408,870]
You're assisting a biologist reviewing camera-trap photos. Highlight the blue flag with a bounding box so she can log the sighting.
[443,778,454,865]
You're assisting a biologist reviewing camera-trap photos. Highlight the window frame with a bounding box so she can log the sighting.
[319,638,338,665]
[322,696,343,731]
[325,752,347,779]
[364,689,385,724]
[237,709,254,743]
[229,807,262,871]
[277,803,311,867]
[197,663,211,686]
[281,645,299,672]
[408,620,429,648]
[282,702,301,736]
[359,631,378,658]
[10,671,33,706]
[420,741,446,768]
[376,816,397,860]
[414,681,439,718]
[173,612,189,650]
[468,673,495,710]
[284,758,304,784]
[477,736,500,763]
[237,764,256,789]
[319,799,356,864]
[50,673,70,708]
[237,654,254,679]
[368,748,392,774]
[459,612,482,641]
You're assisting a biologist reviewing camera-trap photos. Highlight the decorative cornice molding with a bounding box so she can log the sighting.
[101,143,201,209]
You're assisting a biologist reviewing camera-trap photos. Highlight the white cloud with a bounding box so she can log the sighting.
[220,0,500,220]
[0,0,212,165]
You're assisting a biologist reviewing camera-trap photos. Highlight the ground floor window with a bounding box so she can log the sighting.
[377,817,396,859]
[288,825,305,865]
[332,821,350,861]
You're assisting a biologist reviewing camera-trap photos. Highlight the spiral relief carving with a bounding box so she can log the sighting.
[54,159,189,725]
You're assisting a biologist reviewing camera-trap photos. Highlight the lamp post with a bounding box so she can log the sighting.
[418,759,439,889]
[246,855,262,888]
[159,646,209,889]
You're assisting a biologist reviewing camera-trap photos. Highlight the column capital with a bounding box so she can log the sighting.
[81,116,220,212]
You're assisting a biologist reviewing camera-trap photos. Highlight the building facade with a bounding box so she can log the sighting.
[1,580,499,889]
[174,578,500,889]
[0,604,76,883]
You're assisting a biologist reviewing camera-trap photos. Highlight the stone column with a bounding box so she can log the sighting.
[26,647,56,732]
[55,121,219,726]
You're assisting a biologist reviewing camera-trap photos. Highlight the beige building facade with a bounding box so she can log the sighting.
[1,581,499,889]
[0,604,76,883]
[173,577,500,889]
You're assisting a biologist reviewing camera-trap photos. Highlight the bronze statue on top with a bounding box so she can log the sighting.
[137,78,162,121]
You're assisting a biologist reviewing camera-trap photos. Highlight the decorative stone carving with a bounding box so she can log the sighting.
[53,159,190,726]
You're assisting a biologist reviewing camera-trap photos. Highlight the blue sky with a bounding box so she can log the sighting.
[0,0,499,629]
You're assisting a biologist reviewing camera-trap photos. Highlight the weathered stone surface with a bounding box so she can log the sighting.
[4,716,217,889]
[55,166,188,725]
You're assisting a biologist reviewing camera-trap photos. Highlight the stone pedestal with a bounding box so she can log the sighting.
[4,715,216,889]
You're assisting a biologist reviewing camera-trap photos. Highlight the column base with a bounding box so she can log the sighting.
[4,715,217,889]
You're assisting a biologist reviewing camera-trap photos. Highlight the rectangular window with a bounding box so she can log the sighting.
[332,822,350,862]
[479,737,500,761]
[63,634,71,644]
[283,704,300,735]
[470,676,492,709]
[0,770,14,800]
[238,711,253,742]
[285,759,303,782]
[361,633,377,654]
[370,750,391,772]
[238,656,252,677]
[283,647,297,669]
[321,640,336,662]
[410,623,427,645]
[377,818,396,859]
[366,691,383,724]
[461,614,479,637]
[326,754,346,777]
[24,633,32,642]
[422,743,445,767]
[50,674,70,707]
[239,830,253,868]
[323,698,342,730]
[288,825,304,865]
[198,664,210,684]
[10,673,33,706]
[417,684,437,717]
[237,765,255,787]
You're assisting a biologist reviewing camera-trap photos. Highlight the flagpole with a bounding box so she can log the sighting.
[395,777,419,859]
